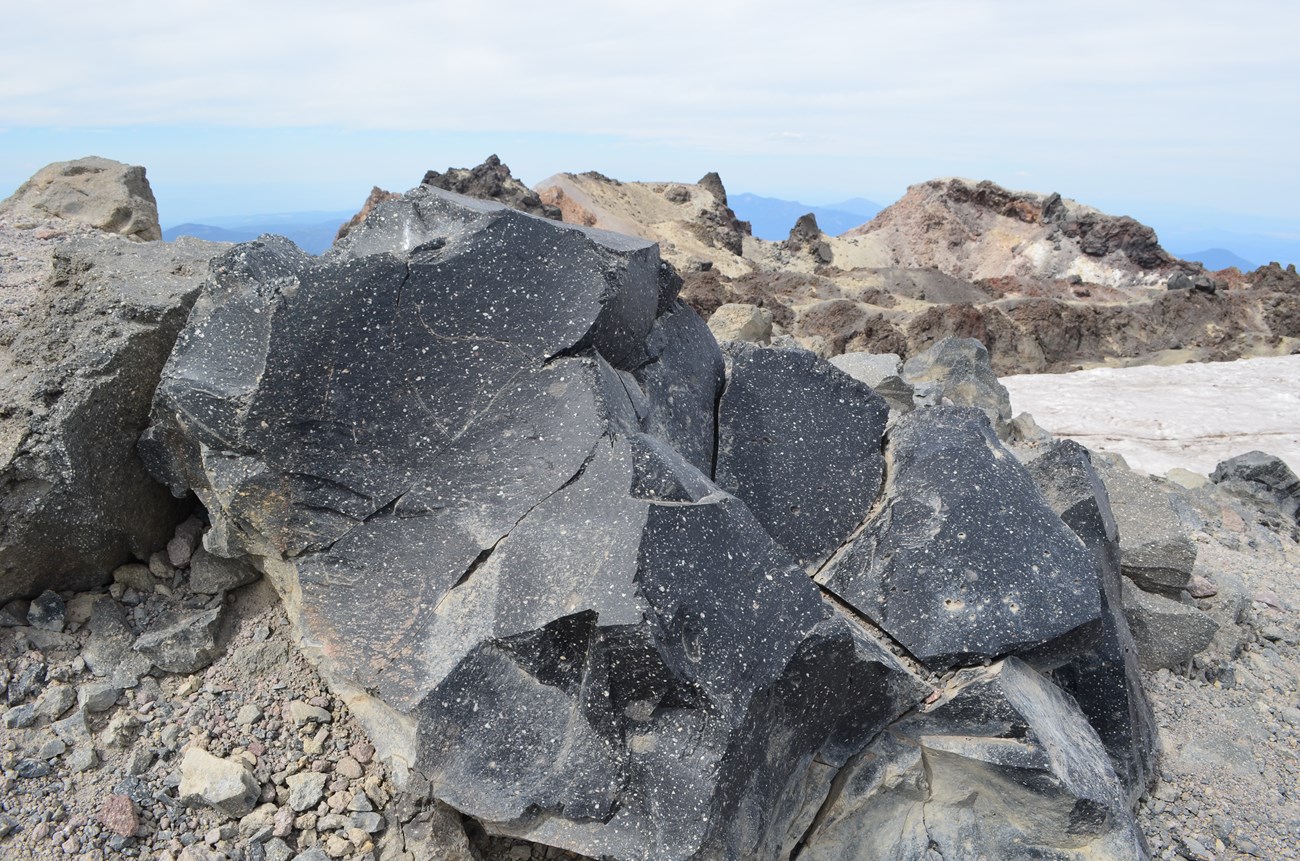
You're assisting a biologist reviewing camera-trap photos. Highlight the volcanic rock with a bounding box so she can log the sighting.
[1025,440,1157,802]
[141,181,1156,861]
[901,337,1012,436]
[706,302,772,343]
[1210,450,1300,524]
[334,186,399,243]
[0,225,219,603]
[1095,460,1197,592]
[845,177,1179,289]
[179,747,260,818]
[797,658,1147,861]
[422,154,560,220]
[715,342,888,569]
[1119,578,1219,671]
[0,156,162,240]
[816,407,1102,670]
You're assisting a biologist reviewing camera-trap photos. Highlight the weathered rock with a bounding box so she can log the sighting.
[829,353,915,415]
[716,342,888,569]
[901,337,1012,435]
[78,680,123,713]
[797,658,1147,861]
[188,546,260,594]
[1210,450,1300,523]
[179,747,260,818]
[827,352,902,388]
[422,154,561,220]
[112,563,155,592]
[82,597,152,687]
[144,185,934,860]
[1096,460,1197,592]
[817,407,1101,670]
[140,182,1160,861]
[0,227,218,603]
[1025,440,1157,803]
[707,302,772,343]
[1119,578,1219,671]
[132,605,224,673]
[26,589,66,631]
[335,186,401,243]
[98,793,139,837]
[287,771,328,812]
[0,156,162,240]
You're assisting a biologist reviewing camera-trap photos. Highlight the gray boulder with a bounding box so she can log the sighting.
[0,228,220,603]
[179,747,260,818]
[1120,578,1219,671]
[901,337,1012,435]
[187,546,260,594]
[1095,460,1197,592]
[817,407,1102,670]
[132,606,224,673]
[0,156,162,241]
[1210,450,1300,524]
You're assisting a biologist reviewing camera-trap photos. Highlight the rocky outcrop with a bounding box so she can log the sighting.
[0,157,162,241]
[422,154,560,220]
[334,186,399,242]
[534,170,753,276]
[143,185,1152,860]
[844,178,1181,290]
[0,222,222,603]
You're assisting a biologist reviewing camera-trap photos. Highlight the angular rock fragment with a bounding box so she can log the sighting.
[1210,450,1300,524]
[716,343,888,569]
[797,658,1147,861]
[707,302,773,344]
[132,606,224,673]
[1120,578,1219,671]
[142,182,1158,861]
[901,337,1012,435]
[1025,440,1157,803]
[1096,459,1197,592]
[188,546,260,594]
[179,747,260,818]
[817,407,1101,670]
[0,226,217,603]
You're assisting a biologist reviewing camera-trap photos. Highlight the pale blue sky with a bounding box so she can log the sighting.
[2,1,1297,261]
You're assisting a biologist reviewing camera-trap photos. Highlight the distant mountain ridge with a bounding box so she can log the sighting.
[1176,248,1258,271]
[729,192,882,240]
[162,210,355,254]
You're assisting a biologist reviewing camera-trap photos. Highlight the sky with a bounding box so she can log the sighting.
[2,0,1298,261]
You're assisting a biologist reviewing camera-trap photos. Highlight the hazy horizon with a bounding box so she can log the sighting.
[2,2,1297,264]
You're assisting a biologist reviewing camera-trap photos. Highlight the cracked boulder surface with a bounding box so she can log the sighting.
[797,658,1148,861]
[142,185,1150,860]
[817,407,1103,671]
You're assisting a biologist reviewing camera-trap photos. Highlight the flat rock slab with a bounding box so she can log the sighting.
[1095,459,1197,592]
[818,407,1101,670]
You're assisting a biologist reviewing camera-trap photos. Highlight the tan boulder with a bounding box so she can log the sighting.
[1,156,161,240]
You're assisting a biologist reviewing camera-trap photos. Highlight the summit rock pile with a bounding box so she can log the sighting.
[139,185,1156,859]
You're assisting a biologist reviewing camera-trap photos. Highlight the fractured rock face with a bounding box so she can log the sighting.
[145,182,1150,861]
[716,343,888,570]
[1026,440,1157,803]
[817,407,1102,670]
[0,229,219,603]
[797,658,1147,861]
[144,185,927,860]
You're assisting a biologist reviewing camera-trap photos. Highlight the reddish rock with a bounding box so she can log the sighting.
[98,794,138,837]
